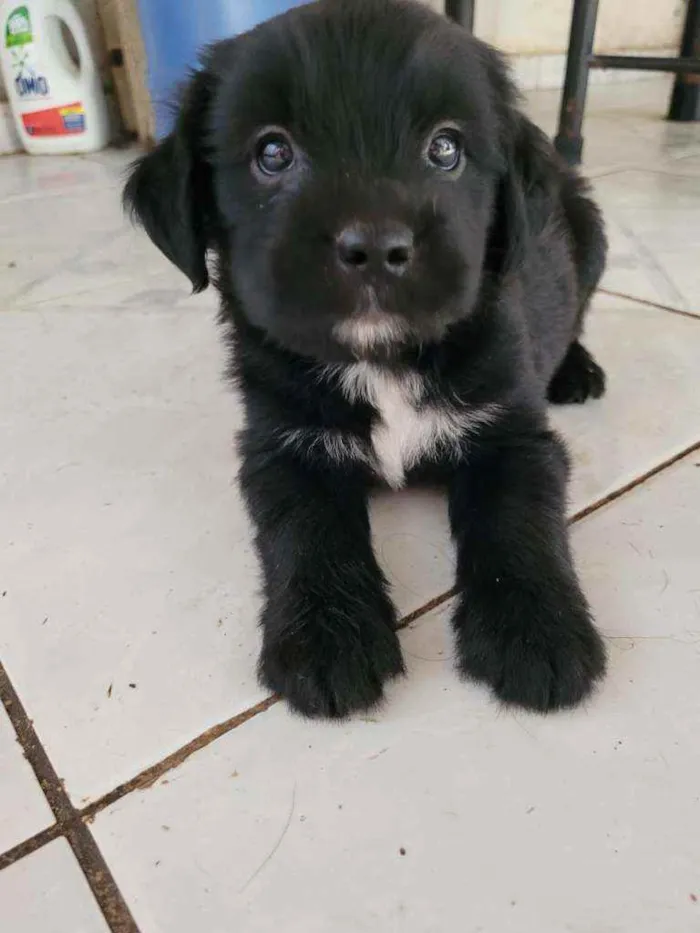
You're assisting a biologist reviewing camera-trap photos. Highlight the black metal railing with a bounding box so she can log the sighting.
[554,0,700,165]
[444,1,700,167]
[445,0,474,32]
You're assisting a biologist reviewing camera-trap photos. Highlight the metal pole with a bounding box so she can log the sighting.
[445,0,475,32]
[554,0,600,166]
[668,0,700,121]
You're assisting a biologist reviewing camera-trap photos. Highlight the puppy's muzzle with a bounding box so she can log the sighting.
[335,222,414,279]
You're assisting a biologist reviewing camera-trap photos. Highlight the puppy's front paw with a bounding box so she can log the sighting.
[258,593,405,719]
[452,576,606,712]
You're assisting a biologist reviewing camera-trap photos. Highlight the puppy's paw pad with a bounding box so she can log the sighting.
[548,341,606,405]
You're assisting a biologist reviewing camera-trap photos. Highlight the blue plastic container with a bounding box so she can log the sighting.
[137,0,309,138]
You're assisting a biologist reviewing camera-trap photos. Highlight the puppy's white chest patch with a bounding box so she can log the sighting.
[337,363,497,488]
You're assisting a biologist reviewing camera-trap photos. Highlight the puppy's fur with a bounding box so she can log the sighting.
[125,0,608,718]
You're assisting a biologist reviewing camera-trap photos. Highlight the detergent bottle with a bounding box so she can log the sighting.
[0,0,110,154]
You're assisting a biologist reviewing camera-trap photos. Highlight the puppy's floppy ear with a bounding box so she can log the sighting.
[483,49,560,279]
[123,69,214,292]
[498,115,560,277]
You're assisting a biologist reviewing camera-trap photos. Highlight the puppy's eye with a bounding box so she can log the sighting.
[427,131,462,171]
[255,134,295,176]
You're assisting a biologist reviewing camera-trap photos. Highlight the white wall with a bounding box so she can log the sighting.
[472,0,686,55]
[425,0,686,90]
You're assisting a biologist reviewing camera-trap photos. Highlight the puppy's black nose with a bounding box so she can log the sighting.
[335,223,414,276]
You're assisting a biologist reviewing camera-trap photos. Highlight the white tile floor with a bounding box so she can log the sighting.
[1,79,699,932]
[0,840,110,933]
[0,707,53,852]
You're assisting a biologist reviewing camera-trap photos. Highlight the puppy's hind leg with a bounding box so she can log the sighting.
[549,174,607,405]
[547,339,605,405]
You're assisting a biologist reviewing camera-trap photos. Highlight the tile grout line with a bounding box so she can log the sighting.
[397,441,700,627]
[76,437,700,813]
[0,662,141,933]
[585,166,631,180]
[1,439,699,871]
[80,695,280,823]
[569,438,700,523]
[634,166,700,181]
[586,165,700,182]
[0,823,63,871]
[396,589,457,631]
[599,287,700,321]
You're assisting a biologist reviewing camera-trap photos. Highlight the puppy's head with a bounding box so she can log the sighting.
[126,0,550,362]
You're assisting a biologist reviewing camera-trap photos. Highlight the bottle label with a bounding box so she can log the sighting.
[4,5,32,46]
[4,5,51,98]
[22,102,86,136]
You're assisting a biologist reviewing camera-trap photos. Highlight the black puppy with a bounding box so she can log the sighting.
[125,0,608,718]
